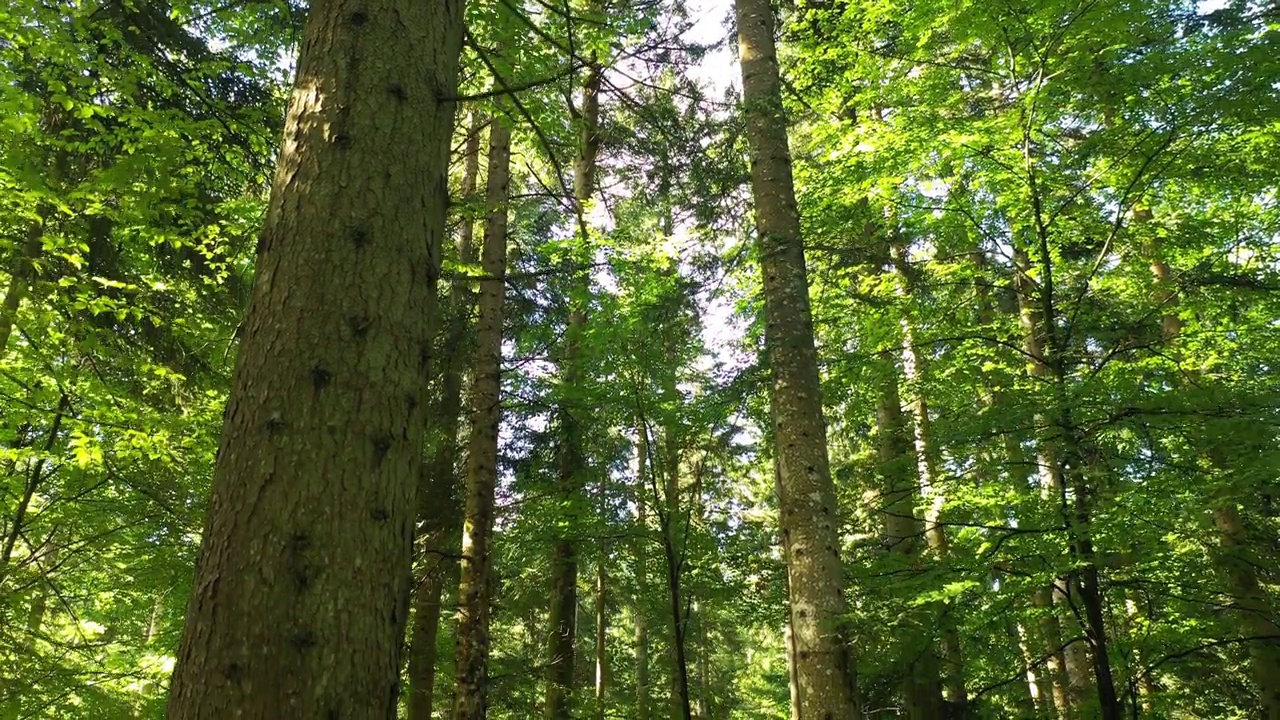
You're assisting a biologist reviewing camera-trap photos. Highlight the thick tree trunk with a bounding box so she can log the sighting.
[451,116,513,720]
[165,0,464,714]
[409,109,485,720]
[733,0,860,714]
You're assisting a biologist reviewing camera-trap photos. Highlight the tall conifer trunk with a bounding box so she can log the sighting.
[452,115,513,720]
[545,14,605,713]
[165,0,463,714]
[733,0,860,714]
[409,110,485,720]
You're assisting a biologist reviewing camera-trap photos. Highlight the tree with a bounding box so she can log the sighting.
[453,112,514,720]
[734,0,860,715]
[165,0,465,714]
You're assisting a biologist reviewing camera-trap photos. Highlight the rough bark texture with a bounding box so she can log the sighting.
[734,0,860,715]
[451,116,512,720]
[165,0,463,713]
[409,110,485,720]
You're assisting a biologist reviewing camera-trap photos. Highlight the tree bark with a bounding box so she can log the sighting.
[1011,245,1119,719]
[165,0,464,713]
[659,424,694,720]
[451,115,513,720]
[734,0,860,714]
[409,109,485,720]
[595,550,608,720]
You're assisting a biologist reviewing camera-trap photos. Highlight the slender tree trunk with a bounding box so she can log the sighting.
[0,220,46,357]
[635,423,652,720]
[1012,245,1119,719]
[595,540,608,720]
[451,115,513,720]
[695,602,710,720]
[733,0,860,714]
[1033,585,1071,717]
[410,109,485,720]
[875,369,946,719]
[165,0,464,713]
[546,20,605,715]
[1012,617,1045,716]
[972,248,1066,719]
[659,426,694,720]
[891,243,968,715]
[784,620,801,720]
[0,395,68,587]
[1145,241,1280,718]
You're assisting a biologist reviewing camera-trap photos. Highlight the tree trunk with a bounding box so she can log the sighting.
[973,248,1066,719]
[784,620,800,720]
[451,115,513,720]
[0,395,67,587]
[1146,244,1280,719]
[1033,585,1071,717]
[0,220,46,357]
[659,425,694,720]
[165,0,465,713]
[635,423,652,720]
[1211,502,1280,718]
[595,540,608,720]
[733,0,860,714]
[546,24,605,716]
[891,244,968,715]
[875,370,946,720]
[410,109,485,720]
[1011,246,1118,719]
